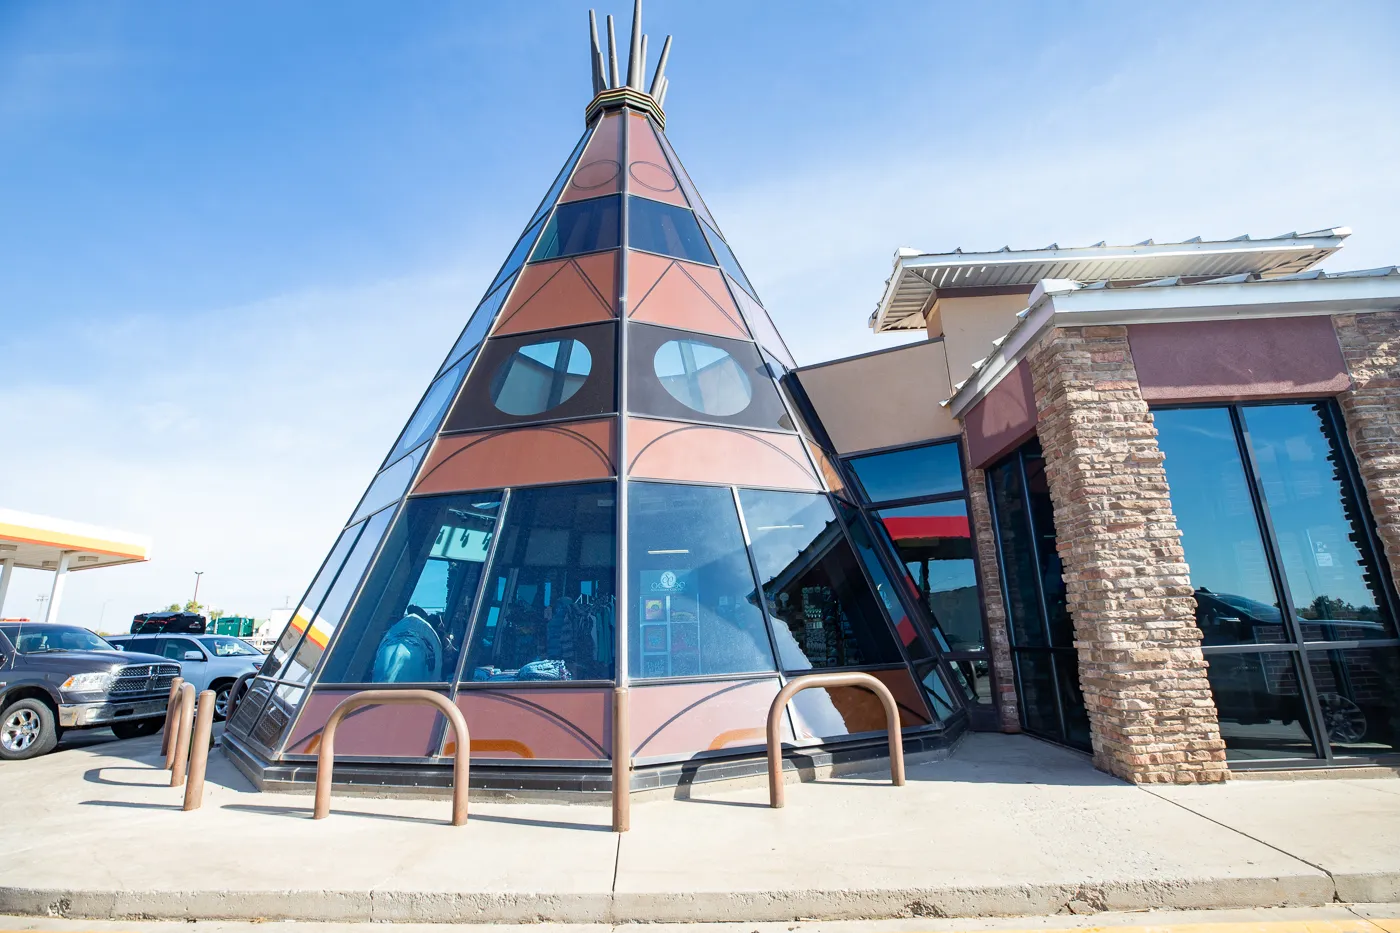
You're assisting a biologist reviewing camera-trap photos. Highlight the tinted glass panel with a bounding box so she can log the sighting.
[700,218,758,302]
[948,656,992,704]
[987,456,1047,648]
[876,500,980,652]
[283,506,394,684]
[251,683,305,752]
[1055,652,1092,749]
[350,444,427,525]
[628,196,715,265]
[1243,403,1396,641]
[319,493,503,684]
[531,195,621,261]
[1014,651,1060,739]
[627,483,775,678]
[918,663,956,719]
[1206,650,1317,760]
[1022,445,1072,647]
[463,482,616,682]
[488,213,548,296]
[838,501,936,660]
[527,126,591,228]
[439,284,507,376]
[738,489,903,670]
[848,441,963,504]
[654,338,753,416]
[1309,646,1400,756]
[628,324,792,431]
[652,122,720,233]
[261,524,361,678]
[1155,407,1288,646]
[390,356,471,465]
[443,322,616,433]
[490,338,593,416]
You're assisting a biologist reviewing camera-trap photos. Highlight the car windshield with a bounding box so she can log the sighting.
[200,636,260,657]
[0,623,115,654]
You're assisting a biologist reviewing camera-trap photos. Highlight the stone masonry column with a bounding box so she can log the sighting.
[1027,325,1228,784]
[961,432,1021,731]
[1333,311,1400,594]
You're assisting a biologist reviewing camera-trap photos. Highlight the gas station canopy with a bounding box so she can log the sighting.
[0,509,151,571]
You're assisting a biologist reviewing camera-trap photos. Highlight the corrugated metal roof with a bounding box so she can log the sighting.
[871,228,1351,333]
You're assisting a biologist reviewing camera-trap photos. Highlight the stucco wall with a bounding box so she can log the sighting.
[931,293,1032,386]
[963,360,1036,468]
[795,339,959,455]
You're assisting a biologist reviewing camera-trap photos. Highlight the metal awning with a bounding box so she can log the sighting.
[0,509,151,572]
[870,228,1350,333]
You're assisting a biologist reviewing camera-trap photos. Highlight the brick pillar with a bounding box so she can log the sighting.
[1027,325,1228,784]
[1334,311,1400,594]
[961,431,1021,731]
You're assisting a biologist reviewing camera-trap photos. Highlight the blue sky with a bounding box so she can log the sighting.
[2,1,1398,630]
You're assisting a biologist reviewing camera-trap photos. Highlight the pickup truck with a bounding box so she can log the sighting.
[0,622,178,760]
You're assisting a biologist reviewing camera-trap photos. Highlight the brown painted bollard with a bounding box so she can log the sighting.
[313,690,469,825]
[160,676,185,761]
[612,685,630,832]
[766,672,906,809]
[169,682,196,787]
[182,689,217,811]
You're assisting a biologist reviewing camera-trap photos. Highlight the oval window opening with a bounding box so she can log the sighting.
[653,339,753,417]
[491,339,593,416]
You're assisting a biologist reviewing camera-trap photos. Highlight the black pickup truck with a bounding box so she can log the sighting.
[0,622,178,760]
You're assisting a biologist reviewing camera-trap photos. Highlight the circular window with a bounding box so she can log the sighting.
[491,339,593,416]
[653,339,753,417]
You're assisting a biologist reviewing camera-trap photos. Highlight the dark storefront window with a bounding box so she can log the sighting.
[1155,401,1400,764]
[986,437,1090,751]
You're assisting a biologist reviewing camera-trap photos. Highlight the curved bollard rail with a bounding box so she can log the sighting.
[226,671,256,718]
[313,689,470,826]
[766,671,906,808]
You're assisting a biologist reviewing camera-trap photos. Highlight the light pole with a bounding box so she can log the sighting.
[192,571,204,608]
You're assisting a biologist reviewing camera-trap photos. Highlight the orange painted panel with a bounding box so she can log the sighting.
[626,418,819,491]
[788,668,933,740]
[414,419,616,494]
[449,688,611,760]
[627,251,749,340]
[493,252,618,336]
[285,691,443,757]
[631,679,793,759]
[625,112,687,207]
[560,112,623,202]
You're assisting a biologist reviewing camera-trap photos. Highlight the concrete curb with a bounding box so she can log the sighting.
[5,871,1394,923]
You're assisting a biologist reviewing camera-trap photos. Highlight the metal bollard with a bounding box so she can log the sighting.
[182,689,216,811]
[161,676,186,762]
[169,682,196,787]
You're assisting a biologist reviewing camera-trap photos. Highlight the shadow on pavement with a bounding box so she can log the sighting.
[83,765,171,787]
[80,799,182,811]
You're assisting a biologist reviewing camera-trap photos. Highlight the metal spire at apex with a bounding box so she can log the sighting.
[589,1,671,106]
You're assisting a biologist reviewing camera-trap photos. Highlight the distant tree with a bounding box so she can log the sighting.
[165,603,181,612]
[208,608,225,621]
[183,599,205,613]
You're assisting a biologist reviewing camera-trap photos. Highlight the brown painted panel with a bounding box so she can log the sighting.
[788,668,932,739]
[560,112,623,203]
[625,112,688,207]
[627,250,749,339]
[447,688,611,760]
[414,419,616,494]
[964,359,1036,468]
[285,690,443,757]
[493,252,618,336]
[626,417,820,491]
[1127,317,1350,403]
[805,440,847,496]
[631,679,794,758]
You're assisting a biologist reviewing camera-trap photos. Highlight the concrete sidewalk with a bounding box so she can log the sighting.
[2,730,1398,923]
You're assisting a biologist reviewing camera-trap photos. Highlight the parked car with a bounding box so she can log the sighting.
[0,622,178,760]
[130,611,207,635]
[107,633,262,720]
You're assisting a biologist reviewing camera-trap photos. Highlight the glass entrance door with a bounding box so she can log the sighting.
[986,438,1092,751]
[1154,401,1400,765]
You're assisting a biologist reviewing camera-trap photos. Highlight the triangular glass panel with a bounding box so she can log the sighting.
[701,218,759,303]
[727,274,797,371]
[485,212,549,298]
[385,351,474,468]
[651,118,721,235]
[438,275,516,377]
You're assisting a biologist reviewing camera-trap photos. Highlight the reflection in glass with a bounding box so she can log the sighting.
[283,507,394,685]
[531,195,621,261]
[228,676,274,739]
[700,218,758,301]
[628,196,715,265]
[1307,647,1400,755]
[837,502,937,661]
[918,664,956,719]
[319,493,504,684]
[350,444,428,525]
[875,500,980,652]
[987,455,1046,648]
[627,483,775,678]
[1205,650,1316,760]
[653,339,752,417]
[848,441,964,504]
[251,683,305,752]
[1022,446,1072,647]
[390,356,471,465]
[490,339,593,416]
[948,657,991,704]
[1014,652,1059,739]
[738,489,903,670]
[1243,403,1396,641]
[463,483,616,682]
[261,525,362,678]
[1056,654,1092,749]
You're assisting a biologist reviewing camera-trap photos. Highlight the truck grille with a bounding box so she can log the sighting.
[109,663,181,697]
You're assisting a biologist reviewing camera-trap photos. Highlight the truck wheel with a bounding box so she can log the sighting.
[212,682,235,721]
[0,698,60,760]
[111,717,164,740]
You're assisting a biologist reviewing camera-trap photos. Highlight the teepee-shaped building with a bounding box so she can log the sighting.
[225,4,966,800]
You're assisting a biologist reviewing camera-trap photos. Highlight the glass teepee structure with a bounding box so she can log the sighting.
[225,2,967,801]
